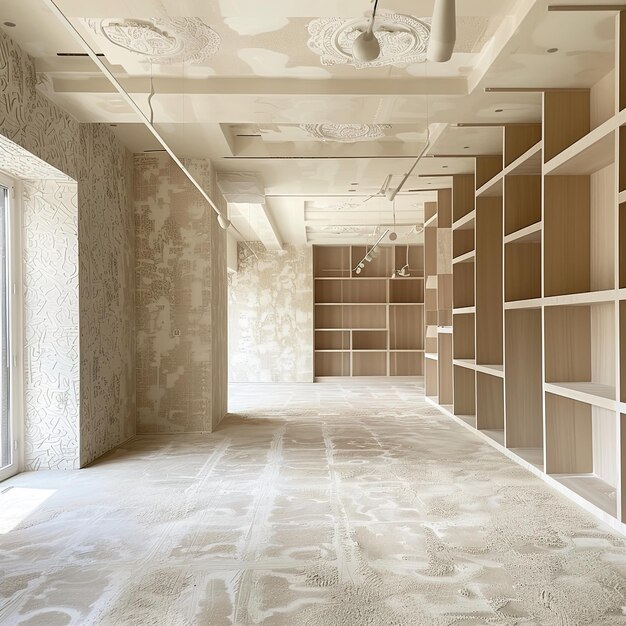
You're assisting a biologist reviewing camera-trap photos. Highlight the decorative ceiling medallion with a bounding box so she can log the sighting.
[300,123,391,143]
[88,17,220,64]
[307,12,430,68]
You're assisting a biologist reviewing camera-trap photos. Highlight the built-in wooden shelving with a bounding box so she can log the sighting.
[424,190,454,402]
[424,16,626,534]
[313,244,424,377]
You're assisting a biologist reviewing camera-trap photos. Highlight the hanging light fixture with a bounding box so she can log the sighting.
[352,0,381,63]
[217,212,231,230]
[427,0,457,63]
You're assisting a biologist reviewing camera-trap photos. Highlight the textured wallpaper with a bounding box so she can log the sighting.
[0,31,135,469]
[134,153,227,433]
[23,181,79,470]
[77,124,135,466]
[228,243,313,382]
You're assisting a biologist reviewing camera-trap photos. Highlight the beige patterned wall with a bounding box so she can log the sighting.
[228,243,313,383]
[134,153,227,433]
[77,124,135,466]
[23,180,79,470]
[0,30,135,469]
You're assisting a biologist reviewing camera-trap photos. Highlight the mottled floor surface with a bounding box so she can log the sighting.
[2,380,626,625]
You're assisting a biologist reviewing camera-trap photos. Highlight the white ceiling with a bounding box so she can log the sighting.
[0,0,620,244]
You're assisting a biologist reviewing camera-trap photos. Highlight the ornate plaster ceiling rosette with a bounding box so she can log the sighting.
[87,17,220,64]
[300,123,392,143]
[307,12,430,68]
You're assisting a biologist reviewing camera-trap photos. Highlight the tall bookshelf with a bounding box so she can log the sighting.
[424,189,453,406]
[426,8,626,534]
[313,244,424,378]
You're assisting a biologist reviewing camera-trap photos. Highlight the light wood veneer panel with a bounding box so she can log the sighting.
[504,124,542,167]
[544,305,592,382]
[438,333,453,405]
[544,176,591,296]
[476,372,504,430]
[454,365,476,417]
[453,313,475,359]
[504,175,541,235]
[543,90,590,162]
[546,393,593,475]
[505,309,543,448]
[452,175,475,222]
[475,197,503,365]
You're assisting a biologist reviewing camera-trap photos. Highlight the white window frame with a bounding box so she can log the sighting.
[0,172,23,482]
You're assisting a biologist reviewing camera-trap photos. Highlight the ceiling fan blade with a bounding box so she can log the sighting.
[427,0,456,63]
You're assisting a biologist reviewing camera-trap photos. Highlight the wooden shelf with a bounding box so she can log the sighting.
[543,290,617,306]
[453,358,475,370]
[503,221,541,245]
[425,352,438,361]
[506,141,542,175]
[314,349,350,353]
[544,382,616,411]
[509,448,544,471]
[390,349,424,352]
[504,298,543,310]
[316,328,386,331]
[424,213,438,228]
[438,326,453,334]
[552,474,617,517]
[456,414,476,428]
[481,429,505,446]
[475,363,504,378]
[316,302,386,306]
[475,143,543,199]
[544,116,616,176]
[452,210,475,231]
[453,306,476,315]
[476,172,503,198]
[452,250,475,265]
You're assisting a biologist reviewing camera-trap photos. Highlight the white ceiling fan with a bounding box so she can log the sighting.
[352,0,457,64]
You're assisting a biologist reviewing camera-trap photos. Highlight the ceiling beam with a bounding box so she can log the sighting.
[47,75,469,97]
[547,4,626,10]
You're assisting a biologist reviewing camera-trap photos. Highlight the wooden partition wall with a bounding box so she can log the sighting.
[313,244,424,378]
[426,10,626,533]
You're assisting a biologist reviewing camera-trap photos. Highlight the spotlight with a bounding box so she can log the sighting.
[356,267,362,274]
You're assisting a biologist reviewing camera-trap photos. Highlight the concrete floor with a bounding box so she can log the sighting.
[1,380,626,625]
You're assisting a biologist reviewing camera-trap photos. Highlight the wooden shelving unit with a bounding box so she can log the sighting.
[313,244,424,378]
[425,14,626,534]
[424,190,453,406]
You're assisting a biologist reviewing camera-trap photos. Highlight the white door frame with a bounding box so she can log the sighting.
[0,172,23,482]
